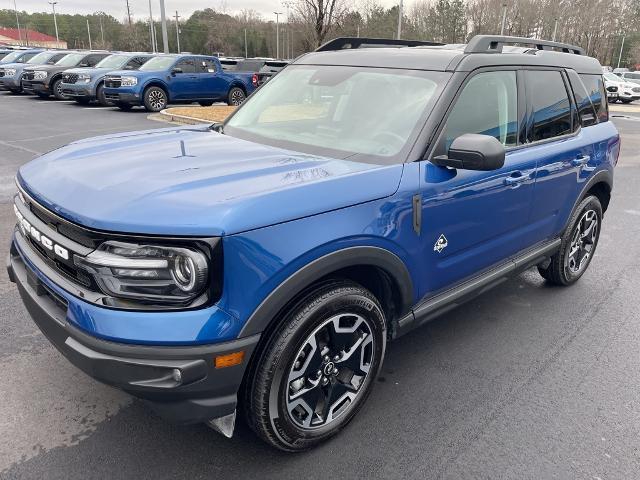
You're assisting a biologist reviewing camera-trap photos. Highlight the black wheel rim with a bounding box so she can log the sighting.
[231,89,245,105]
[148,90,166,110]
[566,209,598,275]
[55,81,65,98]
[286,313,374,429]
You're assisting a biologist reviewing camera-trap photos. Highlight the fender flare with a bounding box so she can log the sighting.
[142,79,170,101]
[563,169,613,231]
[238,246,414,338]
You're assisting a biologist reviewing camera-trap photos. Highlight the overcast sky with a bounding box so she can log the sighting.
[8,0,399,20]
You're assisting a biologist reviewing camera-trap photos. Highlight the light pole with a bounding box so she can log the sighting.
[552,18,558,42]
[274,11,283,59]
[159,0,169,54]
[500,3,507,35]
[174,11,181,53]
[617,35,626,69]
[283,1,294,59]
[148,0,156,53]
[86,18,92,49]
[13,0,23,45]
[396,0,403,39]
[48,1,59,44]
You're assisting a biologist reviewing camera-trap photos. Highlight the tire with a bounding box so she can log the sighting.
[538,195,602,286]
[244,280,386,451]
[227,86,246,106]
[198,100,214,107]
[116,102,133,111]
[75,97,91,105]
[96,83,112,107]
[143,86,168,112]
[52,78,68,100]
[9,88,21,94]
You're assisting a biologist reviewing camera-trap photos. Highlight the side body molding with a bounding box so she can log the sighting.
[238,246,414,338]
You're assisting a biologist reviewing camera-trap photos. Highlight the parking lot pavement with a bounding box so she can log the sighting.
[1,93,640,479]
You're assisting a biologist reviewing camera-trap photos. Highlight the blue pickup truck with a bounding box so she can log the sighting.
[9,36,619,451]
[102,54,257,112]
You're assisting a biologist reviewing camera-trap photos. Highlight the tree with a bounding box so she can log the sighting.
[294,0,348,48]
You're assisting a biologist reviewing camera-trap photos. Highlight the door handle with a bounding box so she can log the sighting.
[571,155,590,167]
[504,172,529,187]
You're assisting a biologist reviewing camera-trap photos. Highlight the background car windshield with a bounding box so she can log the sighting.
[225,65,447,163]
[2,51,23,63]
[95,55,129,69]
[139,56,176,71]
[55,53,85,67]
[604,73,620,82]
[26,52,52,64]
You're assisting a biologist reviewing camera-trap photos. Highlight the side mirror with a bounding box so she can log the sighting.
[171,67,183,75]
[432,133,505,171]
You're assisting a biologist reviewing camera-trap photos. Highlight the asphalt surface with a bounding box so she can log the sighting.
[1,93,640,480]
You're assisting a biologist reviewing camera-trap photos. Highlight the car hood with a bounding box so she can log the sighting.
[0,62,27,70]
[105,69,152,78]
[17,125,403,236]
[23,64,67,73]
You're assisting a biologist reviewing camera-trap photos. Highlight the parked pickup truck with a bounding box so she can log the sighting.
[22,51,111,100]
[0,50,68,94]
[61,53,155,106]
[10,36,618,451]
[102,54,257,112]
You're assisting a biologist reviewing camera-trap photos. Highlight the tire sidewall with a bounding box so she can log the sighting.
[559,195,603,284]
[97,83,111,106]
[52,78,67,100]
[264,288,386,450]
[144,86,167,112]
[227,87,245,106]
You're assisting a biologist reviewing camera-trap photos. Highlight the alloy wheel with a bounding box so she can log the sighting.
[566,209,598,275]
[230,89,245,106]
[286,313,375,429]
[148,90,166,110]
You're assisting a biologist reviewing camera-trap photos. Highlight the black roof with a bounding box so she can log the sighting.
[295,35,602,75]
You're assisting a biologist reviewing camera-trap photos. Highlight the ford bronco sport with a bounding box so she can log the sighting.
[8,36,619,451]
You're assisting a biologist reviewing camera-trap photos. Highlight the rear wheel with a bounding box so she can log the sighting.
[96,83,111,107]
[143,86,168,112]
[52,78,68,100]
[245,280,386,451]
[538,195,602,286]
[227,87,246,106]
[116,102,133,111]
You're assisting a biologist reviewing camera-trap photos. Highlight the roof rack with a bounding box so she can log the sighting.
[464,35,585,55]
[316,37,443,52]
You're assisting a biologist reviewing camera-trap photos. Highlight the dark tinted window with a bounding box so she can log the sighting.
[568,70,597,127]
[82,54,108,67]
[443,70,518,148]
[526,70,572,142]
[237,59,266,72]
[124,57,147,70]
[174,58,196,73]
[579,74,608,123]
[48,53,67,64]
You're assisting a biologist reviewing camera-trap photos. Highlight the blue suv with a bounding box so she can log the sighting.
[102,54,256,112]
[9,36,619,451]
[61,53,154,106]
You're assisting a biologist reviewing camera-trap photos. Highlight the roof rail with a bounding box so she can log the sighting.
[465,35,585,55]
[316,37,443,52]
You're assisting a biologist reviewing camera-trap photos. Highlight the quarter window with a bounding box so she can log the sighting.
[526,70,572,142]
[579,74,608,123]
[567,70,597,127]
[442,70,518,149]
[174,59,196,73]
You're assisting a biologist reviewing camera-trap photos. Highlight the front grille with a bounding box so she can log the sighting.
[62,73,78,84]
[104,93,120,101]
[105,76,122,88]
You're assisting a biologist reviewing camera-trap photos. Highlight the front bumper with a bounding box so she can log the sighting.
[8,236,260,424]
[618,90,640,101]
[103,87,141,105]
[0,76,21,90]
[61,82,94,99]
[22,80,50,95]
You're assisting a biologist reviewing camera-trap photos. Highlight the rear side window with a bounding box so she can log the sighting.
[579,74,608,123]
[199,59,216,73]
[48,53,66,64]
[175,59,196,73]
[567,70,598,127]
[443,70,518,148]
[526,70,572,142]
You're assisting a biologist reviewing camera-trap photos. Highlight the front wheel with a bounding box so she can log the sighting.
[143,86,168,112]
[245,280,386,451]
[52,78,68,100]
[96,83,112,107]
[227,87,246,106]
[538,195,602,285]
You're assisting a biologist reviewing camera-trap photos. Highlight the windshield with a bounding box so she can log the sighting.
[225,65,448,164]
[27,52,53,64]
[2,51,24,63]
[55,53,85,67]
[139,56,177,71]
[604,73,619,82]
[95,54,128,69]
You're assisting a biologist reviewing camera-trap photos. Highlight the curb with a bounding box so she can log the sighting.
[158,109,212,125]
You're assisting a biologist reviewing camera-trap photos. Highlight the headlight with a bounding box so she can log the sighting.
[74,241,209,306]
[4,68,16,77]
[77,73,92,83]
[33,70,48,80]
[121,76,138,86]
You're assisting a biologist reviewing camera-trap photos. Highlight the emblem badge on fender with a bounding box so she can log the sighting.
[434,234,448,253]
